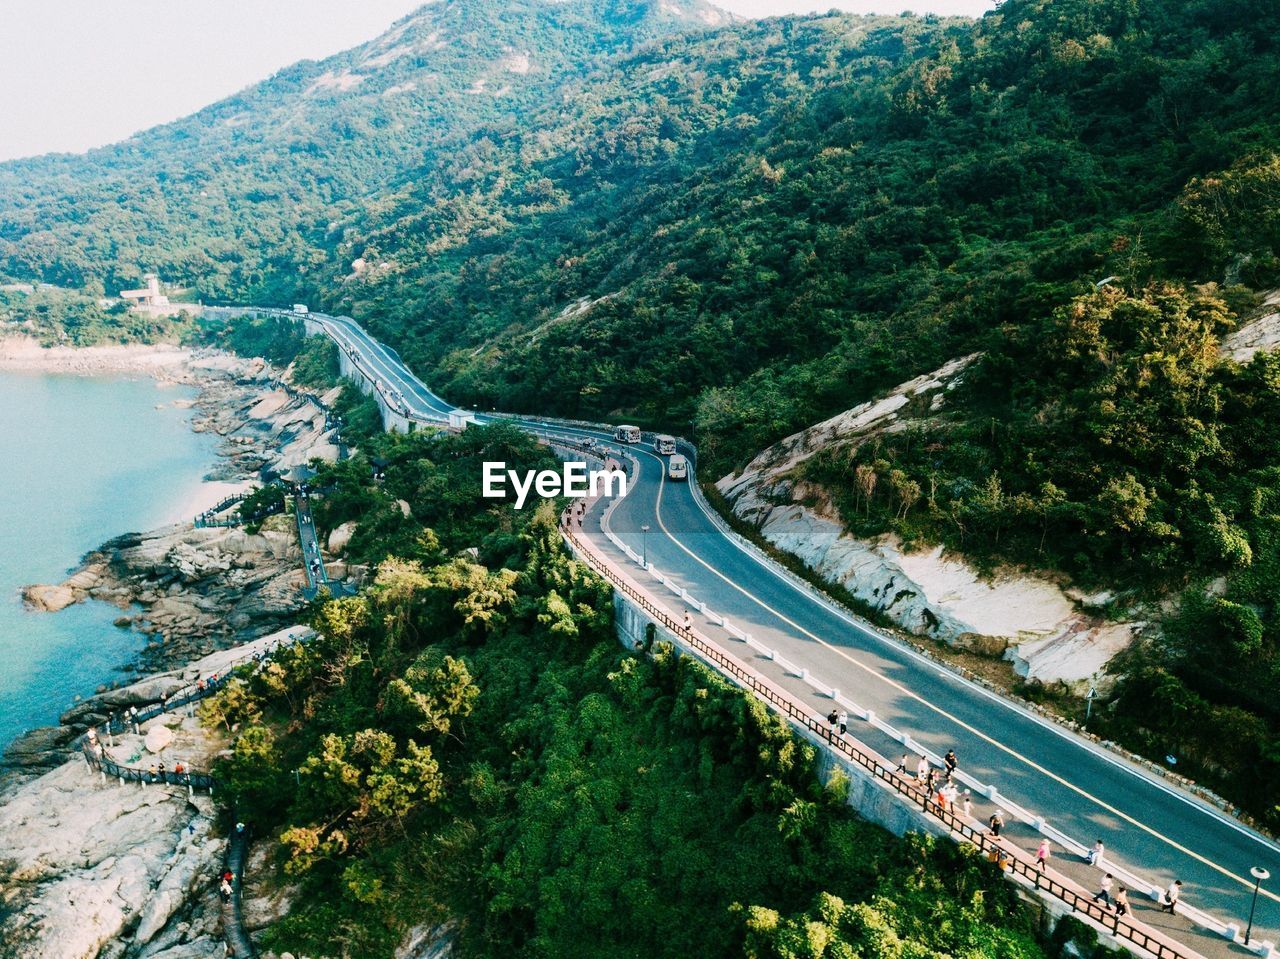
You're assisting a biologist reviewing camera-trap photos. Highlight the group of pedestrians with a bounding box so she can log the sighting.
[888,747,970,816]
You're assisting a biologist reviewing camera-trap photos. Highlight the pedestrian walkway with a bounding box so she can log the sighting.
[78,635,306,957]
[293,492,353,599]
[562,506,1272,959]
[223,823,256,958]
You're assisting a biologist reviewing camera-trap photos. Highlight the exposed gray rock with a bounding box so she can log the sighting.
[718,356,1142,692]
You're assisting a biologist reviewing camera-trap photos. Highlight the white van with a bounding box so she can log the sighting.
[654,434,676,455]
[613,424,641,444]
[667,454,688,481]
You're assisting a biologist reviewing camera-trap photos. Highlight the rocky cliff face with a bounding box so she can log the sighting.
[717,356,1142,694]
[0,627,308,959]
[1220,287,1280,362]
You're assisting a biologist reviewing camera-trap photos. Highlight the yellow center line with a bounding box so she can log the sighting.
[630,447,1279,904]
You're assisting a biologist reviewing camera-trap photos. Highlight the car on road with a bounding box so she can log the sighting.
[613,424,641,444]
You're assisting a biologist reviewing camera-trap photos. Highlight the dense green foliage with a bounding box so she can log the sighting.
[8,0,1280,859]
[806,283,1259,587]
[0,286,198,345]
[797,279,1280,826]
[0,0,728,302]
[209,315,312,369]
[8,0,1280,458]
[205,428,1047,958]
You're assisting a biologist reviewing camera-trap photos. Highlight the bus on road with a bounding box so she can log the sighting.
[613,424,641,444]
[655,434,676,455]
[667,454,688,481]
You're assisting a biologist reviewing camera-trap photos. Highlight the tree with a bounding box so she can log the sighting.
[381,652,480,739]
[854,464,877,517]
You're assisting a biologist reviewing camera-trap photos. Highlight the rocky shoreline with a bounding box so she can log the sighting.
[0,627,308,959]
[0,338,353,958]
[3,342,344,780]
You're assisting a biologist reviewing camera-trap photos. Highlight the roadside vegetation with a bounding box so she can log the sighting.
[6,0,1280,880]
[202,426,1052,959]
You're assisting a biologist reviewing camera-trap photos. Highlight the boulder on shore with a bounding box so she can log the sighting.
[145,724,175,753]
[20,583,80,612]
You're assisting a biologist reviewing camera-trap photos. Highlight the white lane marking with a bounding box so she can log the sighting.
[300,323,1280,883]
[329,317,453,417]
[673,465,1280,860]
[605,445,1280,900]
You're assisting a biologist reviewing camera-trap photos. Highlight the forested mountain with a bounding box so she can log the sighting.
[6,0,1280,910]
[0,0,730,299]
[4,0,1278,463]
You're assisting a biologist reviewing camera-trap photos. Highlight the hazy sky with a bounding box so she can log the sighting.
[0,0,996,163]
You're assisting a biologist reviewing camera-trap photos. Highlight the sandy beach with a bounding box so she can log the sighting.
[0,335,195,380]
[166,477,256,525]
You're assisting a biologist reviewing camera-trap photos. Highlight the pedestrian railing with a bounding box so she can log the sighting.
[560,514,1208,959]
[223,822,257,958]
[77,634,308,957]
[79,631,309,794]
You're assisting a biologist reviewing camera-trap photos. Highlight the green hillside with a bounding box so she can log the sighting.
[5,0,1280,823]
[0,0,730,301]
[4,0,1278,462]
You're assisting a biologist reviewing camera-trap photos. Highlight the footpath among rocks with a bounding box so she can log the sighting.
[0,627,306,959]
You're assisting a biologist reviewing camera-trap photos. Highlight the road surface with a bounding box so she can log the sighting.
[230,306,1280,955]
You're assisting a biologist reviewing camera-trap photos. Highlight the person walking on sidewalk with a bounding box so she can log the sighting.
[944,749,958,778]
[1093,873,1114,909]
[838,710,848,735]
[1115,886,1130,917]
[1161,879,1182,913]
[826,709,838,732]
[1035,839,1051,872]
[988,810,1004,838]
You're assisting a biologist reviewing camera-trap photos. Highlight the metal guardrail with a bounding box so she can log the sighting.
[224,822,256,958]
[79,634,306,792]
[211,307,1266,956]
[559,513,1208,959]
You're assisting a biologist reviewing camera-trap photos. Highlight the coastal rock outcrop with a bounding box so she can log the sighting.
[23,523,306,673]
[0,715,223,957]
[0,627,311,958]
[19,340,345,678]
[718,356,1142,692]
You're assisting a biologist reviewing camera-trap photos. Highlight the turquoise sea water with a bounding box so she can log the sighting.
[0,370,221,748]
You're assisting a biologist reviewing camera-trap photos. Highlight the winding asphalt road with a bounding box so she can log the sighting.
[238,307,1280,954]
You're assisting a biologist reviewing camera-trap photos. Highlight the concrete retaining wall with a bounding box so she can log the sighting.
[336,345,415,433]
[611,590,1146,957]
[615,594,946,840]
